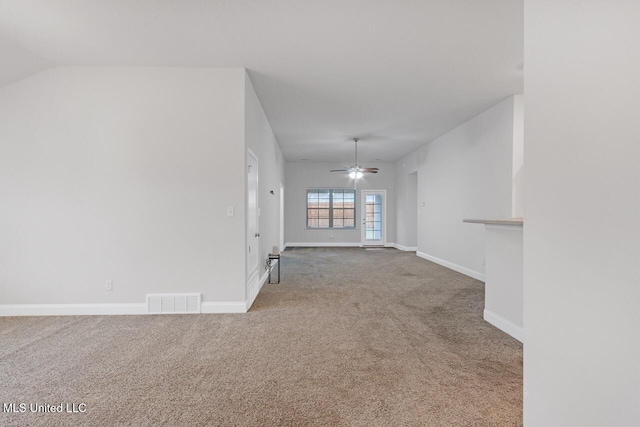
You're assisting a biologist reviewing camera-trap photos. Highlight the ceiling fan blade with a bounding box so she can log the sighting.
[328,139,382,175]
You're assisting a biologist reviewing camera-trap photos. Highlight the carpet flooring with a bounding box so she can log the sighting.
[0,247,522,426]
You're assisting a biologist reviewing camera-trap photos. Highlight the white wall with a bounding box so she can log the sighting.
[284,162,396,245]
[0,67,248,306]
[396,96,517,278]
[524,3,640,426]
[244,72,285,300]
[484,225,523,341]
[512,94,524,217]
[405,172,418,248]
[0,35,51,87]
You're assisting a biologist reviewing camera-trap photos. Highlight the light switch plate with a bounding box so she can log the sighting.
[227,206,234,217]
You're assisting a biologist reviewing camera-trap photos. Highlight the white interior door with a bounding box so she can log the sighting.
[247,151,259,284]
[361,190,386,246]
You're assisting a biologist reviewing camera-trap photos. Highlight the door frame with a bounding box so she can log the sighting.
[279,182,285,252]
[246,149,259,289]
[360,189,386,246]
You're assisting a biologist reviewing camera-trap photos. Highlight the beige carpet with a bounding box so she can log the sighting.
[0,248,522,426]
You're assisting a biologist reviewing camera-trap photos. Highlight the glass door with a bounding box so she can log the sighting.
[361,190,385,246]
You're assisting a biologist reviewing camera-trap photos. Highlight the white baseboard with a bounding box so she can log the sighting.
[0,300,253,316]
[416,251,485,282]
[285,242,361,247]
[388,242,417,251]
[246,271,269,311]
[200,301,247,314]
[284,242,419,251]
[0,303,147,316]
[483,309,524,343]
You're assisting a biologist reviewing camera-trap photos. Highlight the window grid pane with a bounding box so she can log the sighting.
[365,193,382,240]
[307,189,355,229]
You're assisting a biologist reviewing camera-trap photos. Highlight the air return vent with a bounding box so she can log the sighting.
[146,293,201,314]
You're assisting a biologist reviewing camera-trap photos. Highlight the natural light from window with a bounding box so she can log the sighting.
[307,189,355,229]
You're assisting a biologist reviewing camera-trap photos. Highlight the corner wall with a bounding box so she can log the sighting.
[0,67,247,309]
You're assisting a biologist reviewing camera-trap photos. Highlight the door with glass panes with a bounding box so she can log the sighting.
[361,190,385,246]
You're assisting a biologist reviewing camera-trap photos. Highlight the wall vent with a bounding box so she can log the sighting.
[146,293,201,314]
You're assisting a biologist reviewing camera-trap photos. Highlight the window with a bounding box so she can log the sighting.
[307,189,356,229]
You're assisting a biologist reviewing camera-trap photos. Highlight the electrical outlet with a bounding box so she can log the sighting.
[105,280,113,291]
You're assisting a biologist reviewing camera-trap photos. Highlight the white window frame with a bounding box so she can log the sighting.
[306,188,356,229]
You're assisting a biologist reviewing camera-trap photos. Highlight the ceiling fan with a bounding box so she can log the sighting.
[330,138,379,179]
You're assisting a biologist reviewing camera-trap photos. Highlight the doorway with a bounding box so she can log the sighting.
[361,190,386,246]
[406,172,418,249]
[279,183,285,252]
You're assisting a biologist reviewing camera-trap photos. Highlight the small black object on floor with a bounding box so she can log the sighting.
[267,253,280,284]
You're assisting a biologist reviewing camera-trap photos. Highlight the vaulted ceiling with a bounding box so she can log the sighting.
[0,0,523,163]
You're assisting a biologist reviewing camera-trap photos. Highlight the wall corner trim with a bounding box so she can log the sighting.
[483,309,524,343]
[416,251,486,282]
[388,243,418,251]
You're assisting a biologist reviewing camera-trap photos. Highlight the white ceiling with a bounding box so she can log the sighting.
[0,0,523,163]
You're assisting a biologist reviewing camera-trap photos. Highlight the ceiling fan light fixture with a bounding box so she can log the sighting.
[330,138,379,180]
[349,169,364,179]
